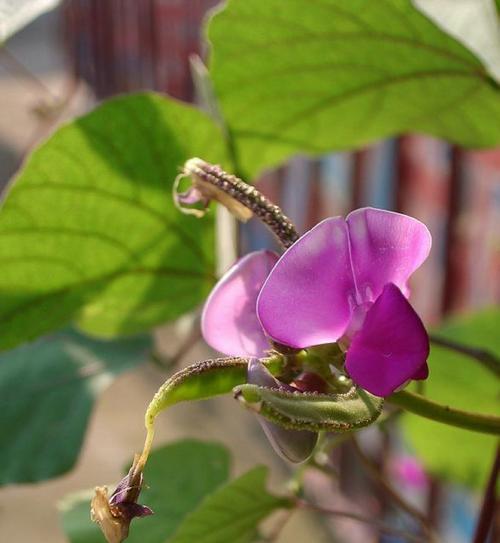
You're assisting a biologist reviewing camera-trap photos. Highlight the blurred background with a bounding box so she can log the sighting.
[0,1,498,542]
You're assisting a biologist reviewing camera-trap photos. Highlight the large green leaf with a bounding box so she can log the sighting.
[402,308,500,490]
[60,440,231,543]
[169,466,291,543]
[208,0,500,177]
[0,92,226,350]
[0,330,151,485]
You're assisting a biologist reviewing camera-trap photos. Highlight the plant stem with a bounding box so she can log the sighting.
[472,445,499,543]
[296,499,428,543]
[351,438,437,543]
[430,335,500,378]
[387,390,500,435]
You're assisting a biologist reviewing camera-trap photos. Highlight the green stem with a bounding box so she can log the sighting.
[387,390,500,435]
[430,335,500,378]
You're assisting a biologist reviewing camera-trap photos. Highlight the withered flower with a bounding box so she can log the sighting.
[91,455,153,543]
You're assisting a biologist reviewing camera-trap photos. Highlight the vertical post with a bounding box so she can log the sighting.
[351,149,367,210]
[442,146,466,315]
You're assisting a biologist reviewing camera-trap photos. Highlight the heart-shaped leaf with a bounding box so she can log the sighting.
[208,0,500,178]
[0,92,226,350]
[169,466,291,543]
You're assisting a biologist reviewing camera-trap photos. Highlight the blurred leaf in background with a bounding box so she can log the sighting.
[169,466,291,543]
[208,0,500,178]
[0,330,151,485]
[0,92,227,351]
[402,308,500,490]
[60,439,231,543]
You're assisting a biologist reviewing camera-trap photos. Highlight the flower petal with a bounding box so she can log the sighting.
[202,251,278,357]
[347,208,431,300]
[248,360,318,463]
[345,283,429,397]
[257,217,355,348]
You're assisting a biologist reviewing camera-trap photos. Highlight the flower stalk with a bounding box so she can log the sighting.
[177,158,299,248]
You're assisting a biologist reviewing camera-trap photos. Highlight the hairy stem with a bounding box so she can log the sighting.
[387,390,500,435]
[430,335,500,378]
[473,445,499,543]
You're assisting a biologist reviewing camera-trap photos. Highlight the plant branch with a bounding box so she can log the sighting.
[296,499,428,543]
[351,438,438,543]
[430,335,500,378]
[387,390,500,435]
[473,445,500,543]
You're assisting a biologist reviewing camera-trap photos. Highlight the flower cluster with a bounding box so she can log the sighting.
[202,207,431,397]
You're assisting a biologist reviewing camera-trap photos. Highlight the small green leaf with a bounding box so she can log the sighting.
[0,92,226,350]
[235,384,383,431]
[208,0,500,178]
[60,439,231,543]
[0,330,151,485]
[402,308,500,490]
[169,466,292,543]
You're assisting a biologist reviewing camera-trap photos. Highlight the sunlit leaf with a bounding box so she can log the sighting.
[402,308,500,490]
[0,330,151,485]
[169,466,291,543]
[208,0,500,177]
[0,92,226,350]
[60,440,231,543]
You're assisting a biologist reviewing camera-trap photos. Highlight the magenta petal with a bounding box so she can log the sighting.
[345,284,429,397]
[347,208,431,301]
[202,251,278,357]
[248,360,318,463]
[412,362,429,381]
[257,217,355,348]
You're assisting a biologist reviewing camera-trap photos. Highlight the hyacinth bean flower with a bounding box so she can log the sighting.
[203,207,431,398]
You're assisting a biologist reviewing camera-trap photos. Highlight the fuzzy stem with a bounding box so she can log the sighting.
[387,390,500,435]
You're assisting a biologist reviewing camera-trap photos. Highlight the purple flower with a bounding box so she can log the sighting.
[202,207,431,398]
[390,455,429,490]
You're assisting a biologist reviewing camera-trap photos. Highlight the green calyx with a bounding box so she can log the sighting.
[234,383,384,432]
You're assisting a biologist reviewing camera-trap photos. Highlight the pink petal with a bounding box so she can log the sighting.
[202,251,278,357]
[345,283,429,397]
[391,455,429,490]
[257,217,355,348]
[346,208,431,301]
